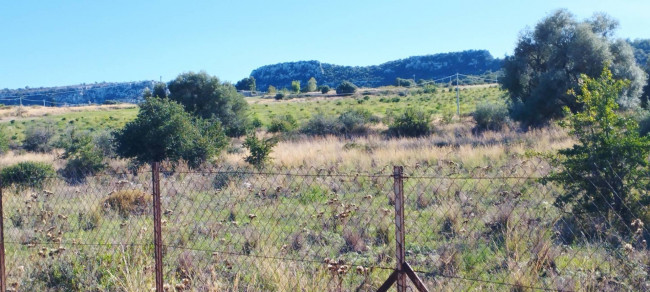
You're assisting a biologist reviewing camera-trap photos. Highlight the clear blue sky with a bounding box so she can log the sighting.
[2,0,649,89]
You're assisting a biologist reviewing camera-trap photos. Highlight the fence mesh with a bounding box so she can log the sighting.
[2,159,649,291]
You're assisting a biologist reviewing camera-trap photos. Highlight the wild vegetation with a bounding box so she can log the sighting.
[1,9,650,292]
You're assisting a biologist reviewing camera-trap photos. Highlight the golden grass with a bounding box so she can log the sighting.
[222,125,573,169]
[0,150,60,168]
[0,104,136,121]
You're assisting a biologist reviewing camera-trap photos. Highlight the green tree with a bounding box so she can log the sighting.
[336,81,357,95]
[267,85,277,95]
[547,67,650,233]
[59,128,106,180]
[153,82,168,98]
[243,134,277,168]
[501,10,645,126]
[167,71,249,137]
[291,80,301,93]
[320,85,330,94]
[235,77,256,92]
[307,77,317,92]
[114,97,227,168]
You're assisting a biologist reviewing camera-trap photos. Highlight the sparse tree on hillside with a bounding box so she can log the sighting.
[167,71,249,137]
[501,10,645,126]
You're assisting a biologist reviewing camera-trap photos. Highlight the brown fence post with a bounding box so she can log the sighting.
[152,162,163,292]
[394,166,406,292]
[0,184,6,292]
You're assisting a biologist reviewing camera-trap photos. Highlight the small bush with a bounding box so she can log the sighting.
[267,114,298,133]
[338,109,375,136]
[101,190,151,217]
[274,92,285,100]
[59,129,106,182]
[243,134,277,168]
[320,85,330,94]
[473,101,509,132]
[0,161,55,189]
[336,81,357,95]
[300,114,341,136]
[388,108,432,137]
[639,112,650,137]
[23,125,54,152]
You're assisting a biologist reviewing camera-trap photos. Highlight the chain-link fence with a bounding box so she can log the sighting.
[1,158,649,291]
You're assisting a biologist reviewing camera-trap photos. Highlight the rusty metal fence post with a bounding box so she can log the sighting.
[394,166,407,292]
[0,183,6,292]
[152,162,163,292]
[379,166,429,292]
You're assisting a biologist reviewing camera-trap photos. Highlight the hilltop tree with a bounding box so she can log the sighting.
[167,71,249,137]
[114,97,227,168]
[501,10,646,126]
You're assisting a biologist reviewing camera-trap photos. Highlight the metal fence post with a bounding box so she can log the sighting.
[152,162,163,292]
[394,166,406,292]
[0,183,6,292]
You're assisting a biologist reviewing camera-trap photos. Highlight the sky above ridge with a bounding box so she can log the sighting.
[1,0,649,89]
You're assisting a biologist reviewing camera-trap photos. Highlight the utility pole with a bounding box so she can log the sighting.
[456,73,460,116]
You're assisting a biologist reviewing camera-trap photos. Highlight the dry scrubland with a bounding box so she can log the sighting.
[3,87,648,291]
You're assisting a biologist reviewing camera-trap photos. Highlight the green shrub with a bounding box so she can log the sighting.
[546,67,650,235]
[291,80,301,93]
[267,85,277,95]
[274,92,285,100]
[639,111,650,137]
[388,108,432,137]
[473,102,509,132]
[300,114,341,136]
[0,161,55,189]
[23,125,54,152]
[336,81,357,95]
[243,134,277,168]
[338,109,375,136]
[320,85,330,94]
[267,114,298,133]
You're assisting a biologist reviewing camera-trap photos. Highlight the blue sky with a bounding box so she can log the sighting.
[1,0,649,89]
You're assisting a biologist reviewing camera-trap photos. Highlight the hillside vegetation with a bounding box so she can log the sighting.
[250,50,502,91]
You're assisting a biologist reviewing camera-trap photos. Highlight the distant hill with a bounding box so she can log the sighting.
[0,81,155,106]
[250,50,503,91]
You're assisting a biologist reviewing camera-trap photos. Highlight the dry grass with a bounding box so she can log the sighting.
[0,104,136,121]
[222,124,572,169]
[0,150,60,168]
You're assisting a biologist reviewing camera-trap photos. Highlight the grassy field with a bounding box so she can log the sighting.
[2,86,648,291]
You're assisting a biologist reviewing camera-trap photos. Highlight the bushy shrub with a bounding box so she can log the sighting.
[639,111,650,137]
[300,114,341,136]
[338,109,375,136]
[114,97,227,169]
[291,80,301,93]
[336,81,357,95]
[58,128,107,181]
[267,114,298,133]
[320,85,330,94]
[274,92,285,100]
[388,108,432,137]
[473,102,509,132]
[267,85,277,95]
[0,161,55,189]
[243,134,277,168]
[23,125,54,152]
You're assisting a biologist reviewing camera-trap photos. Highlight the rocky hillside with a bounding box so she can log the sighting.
[0,81,155,106]
[250,50,503,91]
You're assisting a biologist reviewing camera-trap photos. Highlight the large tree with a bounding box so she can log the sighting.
[168,71,249,137]
[501,10,646,126]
